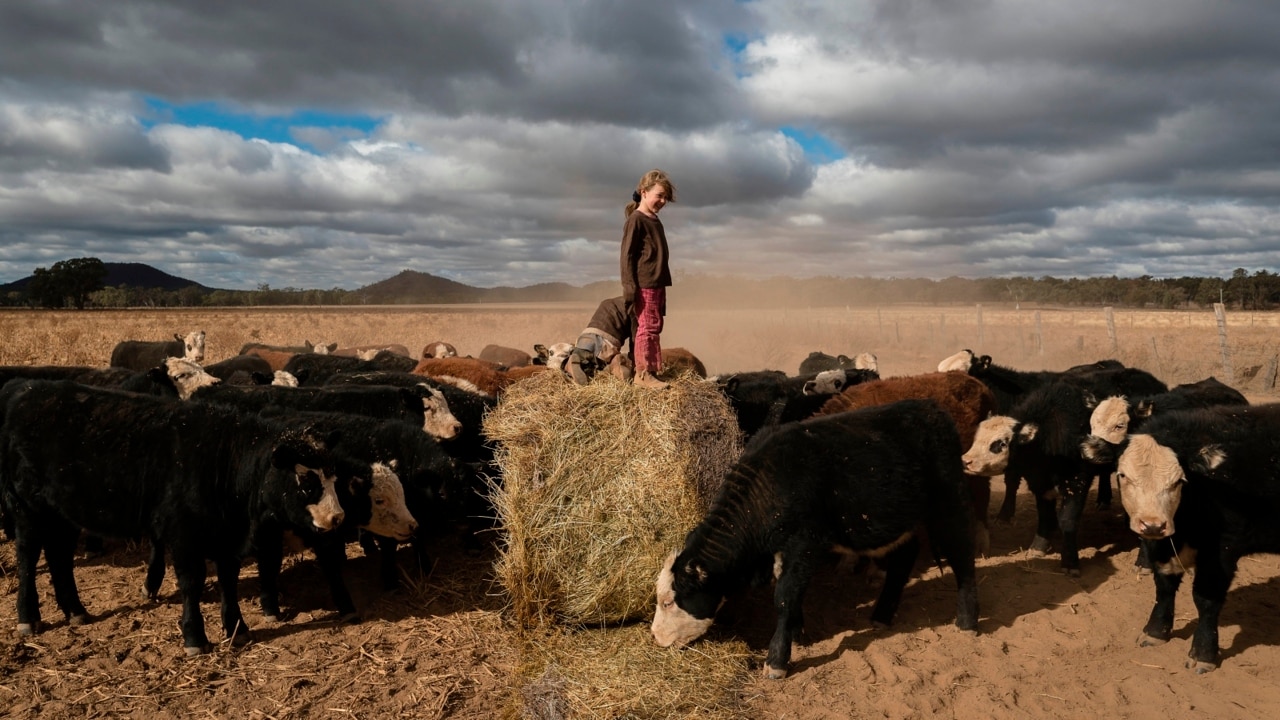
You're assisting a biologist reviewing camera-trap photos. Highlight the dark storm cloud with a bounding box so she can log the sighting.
[0,0,742,130]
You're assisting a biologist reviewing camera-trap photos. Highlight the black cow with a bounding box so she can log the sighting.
[963,368,1169,575]
[797,350,877,376]
[203,355,276,384]
[283,352,418,386]
[1084,377,1248,452]
[1113,404,1280,672]
[256,412,464,595]
[189,382,462,441]
[651,399,978,679]
[109,330,206,370]
[0,364,180,397]
[938,349,1125,413]
[319,370,500,555]
[0,380,349,655]
[718,369,879,439]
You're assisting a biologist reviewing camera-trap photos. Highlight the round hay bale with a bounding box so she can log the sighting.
[485,370,741,627]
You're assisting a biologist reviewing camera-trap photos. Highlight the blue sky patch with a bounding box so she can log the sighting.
[781,126,847,164]
[140,97,382,150]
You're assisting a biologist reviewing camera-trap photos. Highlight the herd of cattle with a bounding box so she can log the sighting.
[0,331,1276,679]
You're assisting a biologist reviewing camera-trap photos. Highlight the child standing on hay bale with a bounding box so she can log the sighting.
[567,295,633,385]
[621,169,677,390]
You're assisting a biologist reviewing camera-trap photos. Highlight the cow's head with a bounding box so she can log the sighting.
[272,431,345,533]
[962,415,1037,476]
[176,330,206,363]
[163,357,220,400]
[532,342,575,371]
[411,385,462,440]
[1116,434,1189,539]
[853,352,878,373]
[1089,396,1131,445]
[272,370,300,387]
[937,349,975,373]
[652,551,719,649]
[422,341,458,359]
[358,461,418,541]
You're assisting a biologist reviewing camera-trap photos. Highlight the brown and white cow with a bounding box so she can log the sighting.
[109,330,206,371]
[421,341,459,359]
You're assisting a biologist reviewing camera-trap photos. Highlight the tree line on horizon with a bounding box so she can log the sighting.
[4,257,1280,311]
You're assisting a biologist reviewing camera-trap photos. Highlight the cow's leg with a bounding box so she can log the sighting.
[1186,553,1232,673]
[255,531,285,622]
[965,474,992,557]
[1095,472,1113,510]
[172,549,211,655]
[925,517,980,632]
[43,519,90,625]
[214,552,251,647]
[765,547,819,679]
[1055,472,1092,576]
[868,536,922,629]
[312,538,359,622]
[144,537,166,600]
[12,512,45,636]
[376,535,402,591]
[1029,492,1059,555]
[996,474,1020,522]
[1140,541,1182,647]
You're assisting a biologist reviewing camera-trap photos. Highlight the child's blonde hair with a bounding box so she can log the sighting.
[624,169,677,217]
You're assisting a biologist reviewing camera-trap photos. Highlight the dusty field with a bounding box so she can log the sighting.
[2,304,1280,719]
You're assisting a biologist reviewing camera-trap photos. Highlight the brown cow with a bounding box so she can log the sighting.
[478,344,532,368]
[662,348,707,378]
[246,348,298,372]
[412,356,549,398]
[819,371,999,555]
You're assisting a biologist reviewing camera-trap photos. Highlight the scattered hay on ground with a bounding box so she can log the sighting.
[485,371,741,628]
[516,624,754,720]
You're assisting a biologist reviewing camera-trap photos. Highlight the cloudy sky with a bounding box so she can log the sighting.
[2,0,1278,290]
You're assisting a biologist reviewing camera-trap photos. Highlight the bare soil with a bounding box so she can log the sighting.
[2,305,1280,718]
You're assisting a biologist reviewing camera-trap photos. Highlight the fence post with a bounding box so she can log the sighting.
[1104,307,1118,354]
[1017,310,1025,358]
[1213,303,1235,384]
[976,304,984,345]
[1149,337,1162,380]
[1264,355,1278,391]
[1034,311,1044,355]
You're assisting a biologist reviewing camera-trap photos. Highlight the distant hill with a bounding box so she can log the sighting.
[0,262,619,304]
[0,262,212,294]
[355,270,483,304]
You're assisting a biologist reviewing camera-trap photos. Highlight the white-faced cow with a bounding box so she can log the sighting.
[798,350,878,376]
[1114,403,1280,672]
[962,368,1168,575]
[1084,377,1248,451]
[109,330,205,371]
[421,341,458,359]
[0,379,352,655]
[652,399,978,679]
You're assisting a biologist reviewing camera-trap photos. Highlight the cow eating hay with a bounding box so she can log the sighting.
[485,371,741,627]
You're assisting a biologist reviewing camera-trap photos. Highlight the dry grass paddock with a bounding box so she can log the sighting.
[2,303,1280,719]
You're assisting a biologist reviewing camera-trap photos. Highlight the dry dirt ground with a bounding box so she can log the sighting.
[5,479,1280,719]
[3,306,1280,718]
